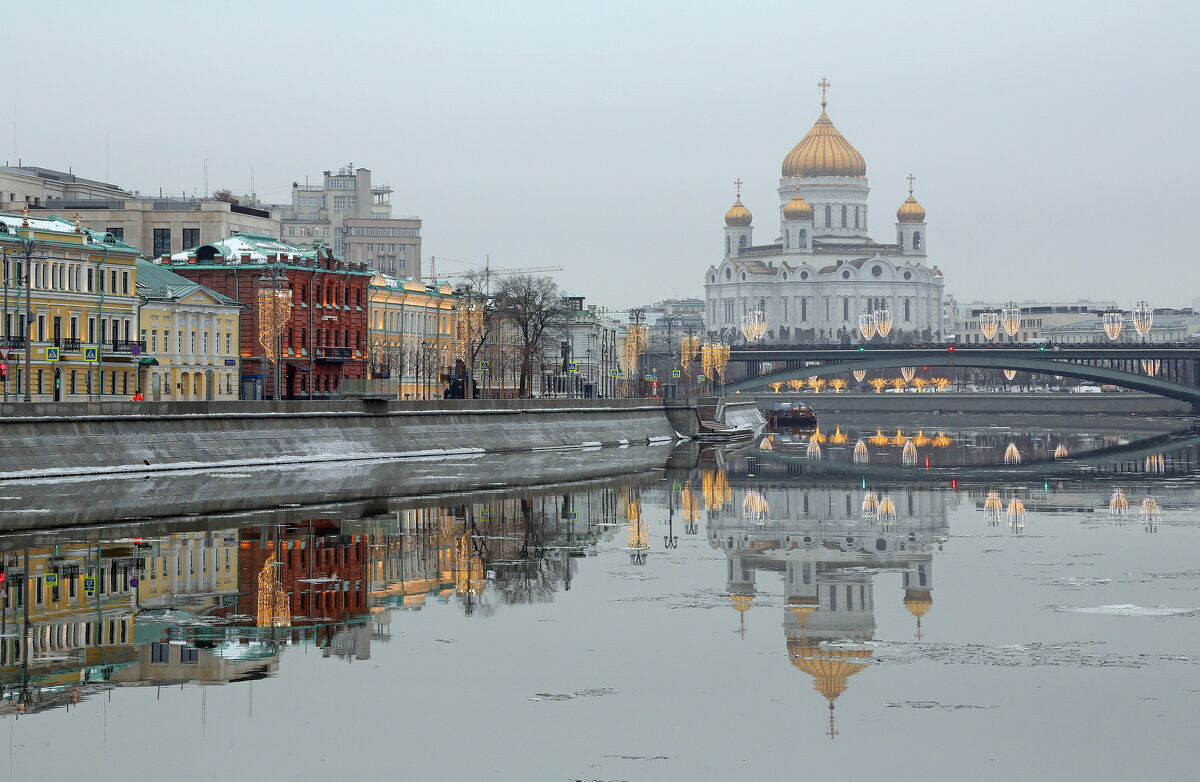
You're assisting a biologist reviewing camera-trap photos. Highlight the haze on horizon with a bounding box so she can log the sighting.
[6,0,1197,310]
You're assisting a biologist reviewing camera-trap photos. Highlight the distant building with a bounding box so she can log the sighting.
[1042,311,1199,344]
[274,166,422,278]
[541,298,621,398]
[366,273,458,399]
[136,259,244,401]
[165,234,372,400]
[0,165,131,208]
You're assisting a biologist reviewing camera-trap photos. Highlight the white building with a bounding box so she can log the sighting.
[705,84,943,345]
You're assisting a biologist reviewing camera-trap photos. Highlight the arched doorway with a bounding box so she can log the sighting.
[53,367,62,401]
[193,372,203,397]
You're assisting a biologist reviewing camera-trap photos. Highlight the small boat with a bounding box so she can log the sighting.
[765,403,818,433]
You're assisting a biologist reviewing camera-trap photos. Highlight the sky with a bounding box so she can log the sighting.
[6,0,1198,310]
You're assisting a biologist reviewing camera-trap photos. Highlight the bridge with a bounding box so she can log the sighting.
[723,346,1200,410]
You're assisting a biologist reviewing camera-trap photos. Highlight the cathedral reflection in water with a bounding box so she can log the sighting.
[702,452,952,735]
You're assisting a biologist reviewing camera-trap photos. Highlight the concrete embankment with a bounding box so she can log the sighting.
[0,398,689,480]
[751,392,1193,415]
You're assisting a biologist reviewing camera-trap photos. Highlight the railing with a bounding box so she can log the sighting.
[110,339,147,354]
[0,336,27,350]
[54,337,82,351]
[315,346,353,360]
[43,199,128,210]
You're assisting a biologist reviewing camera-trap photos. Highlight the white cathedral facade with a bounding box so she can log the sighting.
[705,83,944,345]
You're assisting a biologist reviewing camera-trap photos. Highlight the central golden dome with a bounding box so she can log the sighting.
[782,109,866,178]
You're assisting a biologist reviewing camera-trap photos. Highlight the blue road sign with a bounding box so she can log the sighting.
[46,347,59,361]
[478,361,490,372]
[44,573,58,586]
[671,369,681,378]
[83,577,96,593]
[610,369,620,377]
[83,347,98,362]
[568,362,578,372]
[130,344,142,356]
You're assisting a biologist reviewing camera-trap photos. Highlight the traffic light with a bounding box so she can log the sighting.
[947,346,956,352]
[858,346,866,352]
[0,363,7,381]
[0,569,6,585]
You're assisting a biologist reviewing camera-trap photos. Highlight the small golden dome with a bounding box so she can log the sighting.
[903,588,933,618]
[730,593,755,612]
[725,198,753,227]
[897,195,926,223]
[783,193,814,221]
[782,109,866,178]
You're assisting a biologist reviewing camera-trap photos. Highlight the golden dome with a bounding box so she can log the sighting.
[725,198,753,226]
[903,588,933,618]
[783,192,814,221]
[730,593,755,613]
[897,174,926,222]
[782,108,866,178]
[786,638,872,702]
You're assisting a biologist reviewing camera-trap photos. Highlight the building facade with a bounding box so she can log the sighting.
[136,259,243,401]
[366,273,457,399]
[165,234,371,400]
[0,165,131,210]
[705,86,943,345]
[275,166,422,278]
[0,211,142,401]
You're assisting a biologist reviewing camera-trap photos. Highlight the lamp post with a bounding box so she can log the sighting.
[257,264,289,401]
[7,234,46,402]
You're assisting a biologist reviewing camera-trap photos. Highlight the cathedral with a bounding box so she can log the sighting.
[705,80,944,345]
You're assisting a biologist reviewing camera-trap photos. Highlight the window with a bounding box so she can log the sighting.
[738,235,747,248]
[151,330,157,352]
[202,332,209,354]
[121,271,129,294]
[841,205,847,227]
[152,229,171,256]
[151,642,171,663]
[182,228,200,249]
[107,227,124,240]
[226,333,231,354]
[854,206,860,229]
[798,229,806,247]
[824,205,832,226]
[913,231,922,250]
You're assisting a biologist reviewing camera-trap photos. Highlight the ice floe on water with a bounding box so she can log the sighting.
[885,701,996,710]
[1051,604,1197,617]
[529,687,616,702]
[872,640,1198,668]
[1043,577,1113,588]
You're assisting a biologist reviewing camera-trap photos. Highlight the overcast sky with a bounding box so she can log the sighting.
[7,1,1197,310]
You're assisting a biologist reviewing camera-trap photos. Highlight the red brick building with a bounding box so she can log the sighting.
[162,234,372,398]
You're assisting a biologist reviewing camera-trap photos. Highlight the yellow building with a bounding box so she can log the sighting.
[136,259,243,400]
[0,209,141,400]
[366,273,457,399]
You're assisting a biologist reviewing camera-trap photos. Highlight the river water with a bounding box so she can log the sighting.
[1,414,1198,781]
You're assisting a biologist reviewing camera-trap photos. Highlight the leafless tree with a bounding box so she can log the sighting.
[491,274,568,397]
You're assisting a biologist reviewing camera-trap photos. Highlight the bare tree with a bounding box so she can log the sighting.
[211,188,240,206]
[491,275,568,397]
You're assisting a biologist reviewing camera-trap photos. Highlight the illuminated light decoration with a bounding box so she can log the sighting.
[810,426,827,444]
[858,312,877,340]
[1144,453,1165,474]
[787,378,806,392]
[979,310,1000,340]
[1003,369,1017,381]
[932,377,951,392]
[873,309,893,338]
[1139,496,1161,518]
[623,323,649,377]
[891,429,907,446]
[1141,359,1161,376]
[1054,443,1068,459]
[830,378,847,393]
[1000,305,1021,337]
[911,377,929,393]
[912,430,930,447]
[901,366,916,382]
[770,381,784,393]
[1003,443,1022,464]
[256,286,293,361]
[901,439,918,465]
[713,344,731,379]
[739,310,767,341]
[830,426,848,444]
[454,298,487,361]
[806,439,822,460]
[868,377,888,394]
[852,369,867,382]
[877,494,897,522]
[808,377,826,393]
[870,429,890,446]
[680,335,702,373]
[931,432,952,447]
[1102,312,1125,340]
[759,435,775,451]
[256,552,291,628]
[852,439,869,464]
[1054,375,1064,381]
[742,490,770,522]
[681,485,700,522]
[861,491,879,517]
[1131,301,1153,338]
[890,377,907,393]
[454,533,486,596]
[702,470,733,510]
[984,490,1003,525]
[1007,497,1026,533]
[1109,488,1128,516]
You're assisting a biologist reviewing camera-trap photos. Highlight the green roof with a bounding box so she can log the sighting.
[136,259,243,306]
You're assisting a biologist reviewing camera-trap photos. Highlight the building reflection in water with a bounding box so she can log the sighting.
[702,455,951,737]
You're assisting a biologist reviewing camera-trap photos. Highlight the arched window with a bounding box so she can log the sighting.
[738,235,748,248]
[824,205,832,227]
[854,206,860,229]
[913,231,922,250]
[798,229,807,247]
[842,298,849,321]
[904,299,911,321]
[784,229,790,247]
[841,205,847,227]
[801,298,808,321]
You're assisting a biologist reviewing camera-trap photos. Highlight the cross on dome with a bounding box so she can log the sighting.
[906,173,916,195]
[734,178,743,198]
[818,77,830,108]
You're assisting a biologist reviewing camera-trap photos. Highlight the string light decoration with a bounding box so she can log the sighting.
[902,439,918,465]
[877,494,897,523]
[742,491,770,522]
[1007,497,1026,533]
[1131,301,1153,338]
[454,298,487,361]
[829,378,847,393]
[806,439,822,460]
[858,313,877,341]
[890,378,907,393]
[702,470,732,510]
[810,427,827,444]
[623,323,649,377]
[912,431,930,447]
[912,377,929,393]
[1141,359,1161,376]
[891,429,907,446]
[681,485,700,523]
[1140,496,1161,519]
[979,310,1000,340]
[1054,443,1068,459]
[852,439,869,464]
[1145,453,1165,474]
[870,429,890,446]
[861,491,879,517]
[712,344,730,380]
[931,432,952,447]
[984,491,1003,523]
[868,377,888,394]
[1003,443,1022,464]
[256,552,291,628]
[932,377,951,392]
[873,309,893,338]
[454,533,486,596]
[787,378,805,392]
[853,369,867,382]
[1000,305,1021,338]
[680,335,702,373]
[830,426,848,444]
[1109,488,1128,516]
[256,286,293,361]
[808,377,826,393]
[901,367,916,382]
[770,381,784,393]
[1102,311,1125,340]
[1003,369,1017,381]
[759,435,774,451]
[739,310,767,341]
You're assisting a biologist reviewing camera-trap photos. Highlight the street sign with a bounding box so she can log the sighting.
[0,348,9,360]
[698,374,707,381]
[568,362,578,372]
[129,578,139,587]
[130,344,142,356]
[671,369,681,378]
[83,347,98,362]
[83,577,96,594]
[566,511,578,520]
[644,374,653,381]
[479,508,490,519]
[44,573,58,586]
[46,347,59,362]
[478,361,490,372]
[610,369,620,377]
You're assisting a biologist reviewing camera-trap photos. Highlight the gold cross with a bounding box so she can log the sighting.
[906,173,916,195]
[818,77,830,107]
[734,178,743,198]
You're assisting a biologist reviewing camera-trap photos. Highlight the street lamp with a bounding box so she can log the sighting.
[4,233,46,402]
[257,264,290,401]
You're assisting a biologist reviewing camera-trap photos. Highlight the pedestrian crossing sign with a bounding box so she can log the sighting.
[610,369,620,377]
[83,347,98,361]
[568,362,578,372]
[83,577,96,595]
[46,347,59,361]
[671,369,681,378]
[478,361,490,372]
[698,374,707,381]
[44,573,58,587]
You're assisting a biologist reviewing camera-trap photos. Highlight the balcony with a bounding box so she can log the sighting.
[110,339,147,354]
[315,346,353,361]
[54,337,82,352]
[0,336,28,350]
